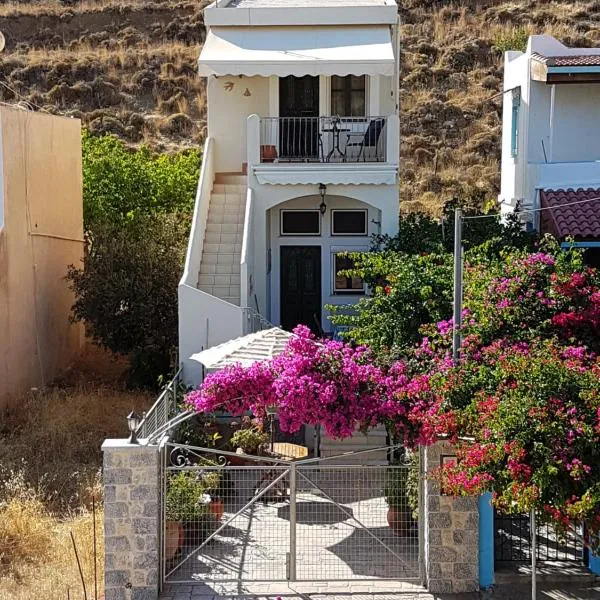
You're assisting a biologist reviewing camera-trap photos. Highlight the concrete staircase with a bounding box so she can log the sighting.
[319,425,388,465]
[197,174,247,306]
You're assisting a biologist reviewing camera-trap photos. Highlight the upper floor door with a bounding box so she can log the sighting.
[279,75,319,161]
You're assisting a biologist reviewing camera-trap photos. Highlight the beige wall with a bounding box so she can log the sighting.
[207,75,271,173]
[0,106,84,410]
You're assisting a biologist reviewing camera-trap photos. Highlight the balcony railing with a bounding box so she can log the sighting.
[259,116,388,164]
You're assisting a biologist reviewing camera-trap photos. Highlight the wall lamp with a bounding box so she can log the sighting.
[319,183,327,215]
[127,411,141,444]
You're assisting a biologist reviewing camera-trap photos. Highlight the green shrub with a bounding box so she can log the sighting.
[230,426,269,455]
[493,27,530,54]
[166,472,211,522]
[66,213,189,386]
[82,130,201,228]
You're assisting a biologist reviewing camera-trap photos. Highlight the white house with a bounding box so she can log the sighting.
[179,0,400,388]
[499,35,600,264]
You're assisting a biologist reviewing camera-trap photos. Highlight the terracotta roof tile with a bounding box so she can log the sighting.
[531,52,600,67]
[540,188,600,241]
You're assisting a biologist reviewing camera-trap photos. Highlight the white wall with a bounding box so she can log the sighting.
[246,181,398,326]
[268,195,378,331]
[551,85,600,163]
[499,51,529,211]
[207,75,270,173]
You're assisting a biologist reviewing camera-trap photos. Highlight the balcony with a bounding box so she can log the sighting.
[247,113,399,186]
[260,116,388,164]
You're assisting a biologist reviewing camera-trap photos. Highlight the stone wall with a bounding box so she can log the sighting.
[422,442,479,594]
[102,439,160,600]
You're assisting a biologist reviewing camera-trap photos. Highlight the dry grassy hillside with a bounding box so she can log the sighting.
[0,0,598,211]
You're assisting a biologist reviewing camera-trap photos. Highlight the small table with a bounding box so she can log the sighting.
[322,121,350,162]
[271,442,308,461]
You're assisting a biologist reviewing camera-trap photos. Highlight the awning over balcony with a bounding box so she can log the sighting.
[198,26,395,77]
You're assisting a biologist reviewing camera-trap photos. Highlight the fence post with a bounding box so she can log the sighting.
[288,463,297,581]
[479,492,495,589]
[102,439,160,600]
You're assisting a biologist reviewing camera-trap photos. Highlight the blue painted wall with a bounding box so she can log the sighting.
[479,493,494,588]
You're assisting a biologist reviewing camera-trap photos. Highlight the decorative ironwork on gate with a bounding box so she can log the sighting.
[494,511,585,564]
[160,443,420,584]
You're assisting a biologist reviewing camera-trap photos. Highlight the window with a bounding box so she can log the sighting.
[331,75,366,117]
[333,253,365,293]
[511,87,521,158]
[280,210,321,236]
[331,210,368,236]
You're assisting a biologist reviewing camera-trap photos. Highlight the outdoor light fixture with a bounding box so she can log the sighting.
[319,183,327,215]
[127,411,141,444]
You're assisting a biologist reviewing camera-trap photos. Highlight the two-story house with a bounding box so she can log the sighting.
[499,35,600,265]
[179,0,400,387]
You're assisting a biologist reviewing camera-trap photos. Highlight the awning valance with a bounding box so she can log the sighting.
[198,26,395,77]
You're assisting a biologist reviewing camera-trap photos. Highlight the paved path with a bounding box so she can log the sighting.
[159,579,600,599]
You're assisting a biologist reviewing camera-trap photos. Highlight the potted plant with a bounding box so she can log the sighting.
[229,418,269,462]
[384,468,413,536]
[166,471,218,550]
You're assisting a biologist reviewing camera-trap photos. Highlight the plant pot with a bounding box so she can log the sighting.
[209,499,225,522]
[165,520,184,560]
[261,145,277,163]
[387,507,412,536]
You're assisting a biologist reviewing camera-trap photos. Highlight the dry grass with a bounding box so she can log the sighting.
[0,0,190,17]
[0,507,104,600]
[0,380,150,600]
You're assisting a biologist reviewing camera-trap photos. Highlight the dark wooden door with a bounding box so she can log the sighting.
[280,246,322,333]
[279,75,319,160]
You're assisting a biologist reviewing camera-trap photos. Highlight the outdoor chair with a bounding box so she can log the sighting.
[344,118,385,162]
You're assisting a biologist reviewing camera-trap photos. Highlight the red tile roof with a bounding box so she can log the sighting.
[531,52,600,67]
[540,188,600,241]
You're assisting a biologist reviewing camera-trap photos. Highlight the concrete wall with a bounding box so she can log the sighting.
[0,106,83,410]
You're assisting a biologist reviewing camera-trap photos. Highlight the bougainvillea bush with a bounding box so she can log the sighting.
[187,326,440,444]
[188,241,600,537]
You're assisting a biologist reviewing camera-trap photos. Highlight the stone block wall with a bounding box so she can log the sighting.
[422,442,479,593]
[102,439,160,600]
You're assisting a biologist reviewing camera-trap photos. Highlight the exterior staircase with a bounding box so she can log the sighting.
[197,174,247,306]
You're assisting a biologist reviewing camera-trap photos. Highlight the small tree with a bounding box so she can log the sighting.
[67,214,188,386]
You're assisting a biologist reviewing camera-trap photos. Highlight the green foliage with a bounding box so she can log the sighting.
[66,214,189,386]
[166,471,211,522]
[330,251,453,357]
[230,426,269,455]
[384,468,410,510]
[493,27,530,54]
[82,130,201,228]
[68,131,201,386]
[329,209,536,357]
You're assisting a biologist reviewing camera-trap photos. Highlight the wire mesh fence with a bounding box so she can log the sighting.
[162,444,420,584]
[494,512,585,564]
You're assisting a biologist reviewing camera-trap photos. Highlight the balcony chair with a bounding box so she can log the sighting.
[344,118,385,162]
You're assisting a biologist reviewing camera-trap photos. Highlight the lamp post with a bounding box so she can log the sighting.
[126,411,141,444]
[266,404,277,452]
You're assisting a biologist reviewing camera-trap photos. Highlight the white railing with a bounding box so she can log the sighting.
[180,137,214,289]
[240,187,254,310]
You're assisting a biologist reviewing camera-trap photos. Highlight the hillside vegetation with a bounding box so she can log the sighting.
[0,0,597,213]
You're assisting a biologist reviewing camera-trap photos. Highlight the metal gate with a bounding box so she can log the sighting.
[494,511,585,564]
[161,443,420,584]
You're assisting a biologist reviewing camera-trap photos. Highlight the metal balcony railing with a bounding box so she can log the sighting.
[259,116,388,164]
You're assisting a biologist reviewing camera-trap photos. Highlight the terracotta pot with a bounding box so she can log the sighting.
[209,499,225,522]
[387,507,412,536]
[165,520,184,560]
[261,145,277,163]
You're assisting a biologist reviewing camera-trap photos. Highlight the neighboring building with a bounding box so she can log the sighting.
[0,105,84,410]
[499,35,600,264]
[179,0,400,387]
